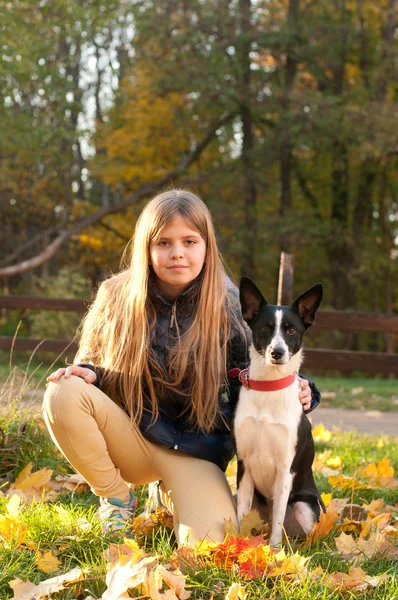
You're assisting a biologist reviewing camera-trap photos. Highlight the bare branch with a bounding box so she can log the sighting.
[0,216,69,267]
[0,112,235,278]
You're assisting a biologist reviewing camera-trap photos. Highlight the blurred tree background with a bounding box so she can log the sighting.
[0,0,397,352]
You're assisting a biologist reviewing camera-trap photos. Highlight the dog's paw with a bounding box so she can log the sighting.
[268,536,282,548]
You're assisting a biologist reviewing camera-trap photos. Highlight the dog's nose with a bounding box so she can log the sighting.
[270,347,285,360]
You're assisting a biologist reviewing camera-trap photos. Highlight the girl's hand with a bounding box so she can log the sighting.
[298,377,311,411]
[46,365,97,384]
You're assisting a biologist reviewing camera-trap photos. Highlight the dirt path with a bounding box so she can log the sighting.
[310,407,398,437]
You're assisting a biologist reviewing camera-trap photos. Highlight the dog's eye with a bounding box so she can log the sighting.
[262,326,271,333]
[287,328,296,335]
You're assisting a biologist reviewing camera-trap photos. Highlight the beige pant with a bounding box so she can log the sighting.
[42,376,237,545]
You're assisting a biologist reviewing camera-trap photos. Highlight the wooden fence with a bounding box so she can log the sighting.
[0,253,397,375]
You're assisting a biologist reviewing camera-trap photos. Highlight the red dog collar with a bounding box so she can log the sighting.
[227,368,296,391]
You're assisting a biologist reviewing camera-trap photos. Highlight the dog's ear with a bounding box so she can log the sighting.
[239,277,268,324]
[292,283,323,329]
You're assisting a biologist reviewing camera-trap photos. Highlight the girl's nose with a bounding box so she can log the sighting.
[170,244,184,259]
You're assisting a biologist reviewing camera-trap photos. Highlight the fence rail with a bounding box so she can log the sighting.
[0,253,397,375]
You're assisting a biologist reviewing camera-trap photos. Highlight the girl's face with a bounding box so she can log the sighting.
[149,215,206,299]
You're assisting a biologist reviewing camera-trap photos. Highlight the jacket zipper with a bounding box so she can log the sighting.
[169,302,177,328]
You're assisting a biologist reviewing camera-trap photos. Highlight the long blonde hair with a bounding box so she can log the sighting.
[76,189,234,432]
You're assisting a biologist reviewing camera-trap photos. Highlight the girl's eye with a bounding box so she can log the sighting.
[185,240,196,245]
[158,241,169,247]
[287,328,296,335]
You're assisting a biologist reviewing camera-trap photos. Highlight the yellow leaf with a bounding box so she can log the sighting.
[321,493,332,508]
[239,509,264,537]
[328,474,370,491]
[312,424,332,442]
[224,517,239,537]
[124,537,142,554]
[268,552,309,577]
[0,514,28,546]
[36,550,62,574]
[104,540,144,569]
[307,507,339,542]
[12,467,53,491]
[310,565,324,581]
[225,460,238,496]
[104,554,158,600]
[132,508,173,538]
[157,564,191,599]
[14,463,33,487]
[363,498,384,517]
[335,529,391,563]
[9,568,84,599]
[6,494,22,519]
[326,456,342,468]
[358,458,396,487]
[225,583,247,600]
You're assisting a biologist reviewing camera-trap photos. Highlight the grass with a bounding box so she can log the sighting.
[0,384,397,599]
[310,376,398,412]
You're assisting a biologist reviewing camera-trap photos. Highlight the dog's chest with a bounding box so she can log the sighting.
[234,384,302,497]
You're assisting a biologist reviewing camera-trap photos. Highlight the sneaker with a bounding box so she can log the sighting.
[97,489,137,534]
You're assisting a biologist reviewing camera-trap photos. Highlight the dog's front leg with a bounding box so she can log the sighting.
[237,466,254,525]
[269,469,293,547]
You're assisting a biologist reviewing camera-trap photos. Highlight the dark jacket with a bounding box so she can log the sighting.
[79,275,320,472]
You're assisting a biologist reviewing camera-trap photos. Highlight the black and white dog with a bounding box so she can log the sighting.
[233,277,325,546]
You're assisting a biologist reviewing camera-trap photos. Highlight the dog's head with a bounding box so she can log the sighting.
[239,277,323,365]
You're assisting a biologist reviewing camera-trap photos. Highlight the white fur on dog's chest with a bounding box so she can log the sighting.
[235,382,302,498]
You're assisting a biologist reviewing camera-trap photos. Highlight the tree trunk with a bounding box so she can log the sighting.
[238,0,257,279]
[279,0,299,254]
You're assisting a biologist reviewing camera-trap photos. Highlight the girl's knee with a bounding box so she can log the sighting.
[43,376,87,421]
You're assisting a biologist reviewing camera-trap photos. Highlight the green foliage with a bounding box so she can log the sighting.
[28,268,90,341]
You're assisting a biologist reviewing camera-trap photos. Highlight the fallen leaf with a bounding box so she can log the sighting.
[329,498,350,514]
[12,467,53,491]
[9,567,84,599]
[0,495,28,546]
[328,474,370,492]
[237,542,273,579]
[103,554,158,600]
[268,551,309,578]
[132,508,173,538]
[143,566,179,600]
[46,473,90,494]
[358,458,398,489]
[326,456,342,468]
[156,565,191,599]
[312,424,332,442]
[14,463,33,487]
[5,494,22,519]
[340,504,368,521]
[335,529,395,563]
[225,461,238,496]
[225,582,247,600]
[362,498,384,517]
[323,566,389,593]
[36,550,62,574]
[309,565,324,582]
[238,509,264,537]
[104,543,139,568]
[307,507,339,542]
[321,493,332,508]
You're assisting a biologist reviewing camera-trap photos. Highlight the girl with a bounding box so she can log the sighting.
[43,189,319,546]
